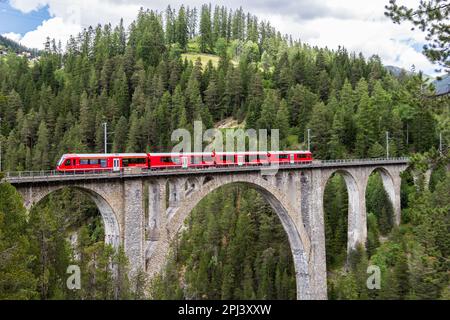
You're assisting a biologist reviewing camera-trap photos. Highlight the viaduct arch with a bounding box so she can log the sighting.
[148,174,315,300]
[19,183,122,249]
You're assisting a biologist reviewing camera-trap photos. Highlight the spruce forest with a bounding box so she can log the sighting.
[0,4,448,300]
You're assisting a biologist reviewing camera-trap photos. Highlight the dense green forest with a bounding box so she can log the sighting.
[0,3,448,300]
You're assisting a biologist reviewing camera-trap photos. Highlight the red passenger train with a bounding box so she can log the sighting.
[56,151,313,172]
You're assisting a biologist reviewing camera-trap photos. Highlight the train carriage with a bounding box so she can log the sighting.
[56,153,149,172]
[56,150,313,172]
[149,152,216,169]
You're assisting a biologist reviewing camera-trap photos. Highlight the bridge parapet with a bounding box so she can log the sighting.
[2,157,410,184]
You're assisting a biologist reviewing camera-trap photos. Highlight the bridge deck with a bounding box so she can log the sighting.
[3,158,409,184]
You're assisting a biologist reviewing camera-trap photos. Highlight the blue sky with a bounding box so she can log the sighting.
[0,0,443,76]
[0,2,50,35]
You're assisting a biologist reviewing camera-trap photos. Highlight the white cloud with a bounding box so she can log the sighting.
[251,2,442,75]
[9,0,142,50]
[10,0,143,27]
[9,0,48,13]
[2,32,23,42]
[7,0,442,75]
[19,17,81,49]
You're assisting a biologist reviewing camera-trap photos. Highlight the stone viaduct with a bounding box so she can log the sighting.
[4,158,410,300]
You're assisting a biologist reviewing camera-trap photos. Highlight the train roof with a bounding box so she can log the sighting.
[61,153,148,158]
[214,151,311,155]
[150,151,311,156]
[150,152,214,156]
[59,151,311,158]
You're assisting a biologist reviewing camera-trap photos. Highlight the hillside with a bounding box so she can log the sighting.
[433,73,450,96]
[385,65,449,96]
[0,34,40,57]
[385,65,413,77]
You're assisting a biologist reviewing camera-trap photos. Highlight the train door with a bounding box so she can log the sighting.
[113,158,120,172]
[181,156,188,169]
[237,155,244,166]
[290,154,294,164]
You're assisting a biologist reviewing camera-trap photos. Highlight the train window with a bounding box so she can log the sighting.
[279,154,289,159]
[80,159,89,165]
[172,158,180,164]
[123,159,129,167]
[100,159,107,168]
[245,155,250,162]
[160,157,173,163]
[129,158,146,164]
[259,155,267,160]
[192,156,202,164]
[90,159,99,165]
[65,159,71,166]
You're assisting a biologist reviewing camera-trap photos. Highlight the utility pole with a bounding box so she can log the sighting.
[102,122,107,154]
[439,132,442,155]
[386,131,389,159]
[406,122,409,147]
[307,128,311,151]
[0,117,2,172]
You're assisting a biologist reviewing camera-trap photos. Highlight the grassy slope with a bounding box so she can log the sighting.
[181,53,221,68]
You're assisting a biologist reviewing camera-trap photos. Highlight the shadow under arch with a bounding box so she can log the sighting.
[164,175,313,300]
[365,166,398,225]
[29,186,120,249]
[322,169,362,254]
[367,167,395,205]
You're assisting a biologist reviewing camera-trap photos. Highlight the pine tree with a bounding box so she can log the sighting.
[257,90,279,130]
[368,142,385,158]
[0,181,37,299]
[204,77,220,120]
[338,80,357,152]
[58,124,87,154]
[355,80,374,157]
[5,90,22,129]
[126,113,142,153]
[32,121,50,170]
[306,102,332,158]
[154,92,171,149]
[5,130,20,171]
[287,84,318,134]
[242,260,255,299]
[328,96,348,158]
[176,6,189,51]
[224,66,243,117]
[111,65,129,117]
[94,112,105,153]
[79,91,95,147]
[165,6,176,45]
[275,99,290,143]
[112,116,128,153]
[366,212,380,257]
[199,4,213,53]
